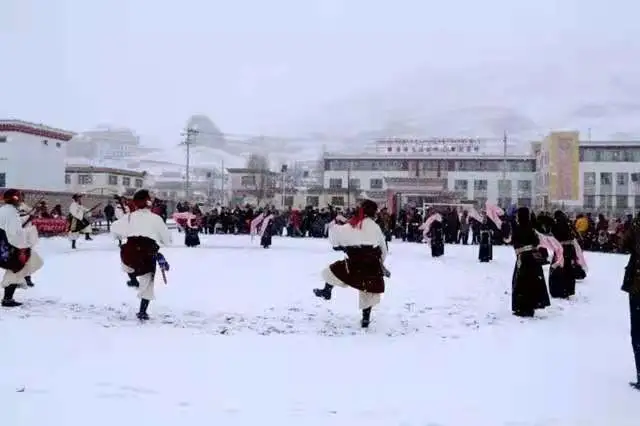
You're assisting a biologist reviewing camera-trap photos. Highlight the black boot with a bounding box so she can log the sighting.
[313,283,333,300]
[25,276,34,287]
[85,233,92,241]
[127,273,140,288]
[137,298,150,320]
[71,240,76,249]
[2,284,22,307]
[630,372,640,390]
[361,307,372,328]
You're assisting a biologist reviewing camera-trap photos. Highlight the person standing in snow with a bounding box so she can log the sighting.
[0,189,44,307]
[67,194,93,249]
[510,207,551,318]
[112,189,172,321]
[622,214,640,390]
[314,199,388,328]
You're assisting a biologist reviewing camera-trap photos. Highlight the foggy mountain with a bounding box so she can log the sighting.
[284,45,640,146]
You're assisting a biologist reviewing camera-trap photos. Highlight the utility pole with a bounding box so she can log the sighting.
[220,159,225,206]
[181,127,199,200]
[502,130,507,181]
[347,160,352,208]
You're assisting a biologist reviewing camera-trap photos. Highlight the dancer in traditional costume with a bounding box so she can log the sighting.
[184,209,201,247]
[250,209,275,249]
[478,213,493,262]
[510,207,551,317]
[68,194,93,249]
[112,190,172,320]
[548,210,578,299]
[622,214,640,390]
[18,203,42,287]
[422,211,444,257]
[0,189,44,307]
[314,199,387,328]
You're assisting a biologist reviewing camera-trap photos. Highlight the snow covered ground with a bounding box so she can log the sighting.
[1,233,637,425]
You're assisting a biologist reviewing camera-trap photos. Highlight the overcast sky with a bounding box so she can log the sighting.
[1,0,636,146]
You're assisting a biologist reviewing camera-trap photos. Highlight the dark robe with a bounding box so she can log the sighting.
[0,228,31,273]
[478,221,493,262]
[260,219,274,248]
[429,220,445,257]
[622,219,640,383]
[329,246,385,293]
[548,219,577,299]
[120,236,159,276]
[511,226,551,317]
[184,226,200,247]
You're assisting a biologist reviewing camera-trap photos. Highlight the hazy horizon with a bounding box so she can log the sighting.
[2,0,637,146]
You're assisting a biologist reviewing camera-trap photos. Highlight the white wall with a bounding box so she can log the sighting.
[323,170,409,190]
[66,172,147,195]
[579,162,640,208]
[446,171,535,204]
[0,131,67,191]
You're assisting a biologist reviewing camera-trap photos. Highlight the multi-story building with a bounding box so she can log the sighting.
[0,119,75,192]
[323,137,535,210]
[324,133,640,213]
[66,127,146,160]
[65,165,148,196]
[533,132,640,212]
[227,167,278,206]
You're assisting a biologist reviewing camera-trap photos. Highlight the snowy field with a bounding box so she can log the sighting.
[1,232,637,425]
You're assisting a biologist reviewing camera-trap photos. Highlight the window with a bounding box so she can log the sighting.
[369,178,383,189]
[599,195,613,208]
[348,178,360,189]
[283,195,294,207]
[306,196,319,207]
[454,179,468,192]
[517,197,532,207]
[473,179,488,191]
[108,175,118,185]
[241,175,256,186]
[0,136,6,143]
[517,180,532,193]
[600,172,612,186]
[498,179,512,194]
[497,197,512,208]
[583,172,596,186]
[616,173,628,186]
[122,177,131,186]
[636,195,640,208]
[633,173,640,183]
[330,196,344,206]
[583,195,595,208]
[78,174,93,185]
[135,179,143,188]
[475,196,487,206]
[0,172,5,187]
[65,174,71,184]
[329,178,343,189]
[616,195,629,208]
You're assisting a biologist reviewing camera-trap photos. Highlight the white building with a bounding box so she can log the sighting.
[533,131,640,212]
[0,119,75,191]
[66,127,147,160]
[65,165,148,196]
[323,137,535,210]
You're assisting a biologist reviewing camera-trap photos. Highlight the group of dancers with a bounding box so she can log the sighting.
[2,187,640,390]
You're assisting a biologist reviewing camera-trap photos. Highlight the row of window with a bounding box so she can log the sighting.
[65,173,144,188]
[583,195,640,209]
[453,179,532,193]
[328,178,384,190]
[324,159,536,172]
[384,144,480,153]
[584,172,640,186]
[580,147,640,162]
[0,136,62,148]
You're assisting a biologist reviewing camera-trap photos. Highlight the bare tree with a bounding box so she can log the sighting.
[245,153,270,206]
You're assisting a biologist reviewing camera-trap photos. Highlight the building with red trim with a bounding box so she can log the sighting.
[0,119,76,191]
